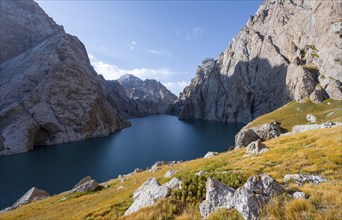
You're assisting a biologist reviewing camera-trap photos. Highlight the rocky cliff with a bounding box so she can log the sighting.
[118,74,177,114]
[174,0,342,123]
[0,0,129,155]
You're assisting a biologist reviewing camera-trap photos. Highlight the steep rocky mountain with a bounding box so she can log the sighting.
[173,0,342,123]
[118,74,177,114]
[0,0,130,155]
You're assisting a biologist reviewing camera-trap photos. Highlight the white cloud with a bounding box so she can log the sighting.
[147,48,173,57]
[163,81,189,96]
[88,54,189,95]
[127,41,138,50]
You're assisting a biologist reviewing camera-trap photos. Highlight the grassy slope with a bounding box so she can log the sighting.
[247,99,342,131]
[1,100,341,220]
[1,126,341,220]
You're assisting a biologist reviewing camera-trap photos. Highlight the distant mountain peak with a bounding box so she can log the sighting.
[117,75,177,114]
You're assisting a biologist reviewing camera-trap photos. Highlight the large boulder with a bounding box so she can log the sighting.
[233,174,284,220]
[235,122,281,149]
[199,174,284,219]
[1,187,50,212]
[199,178,235,218]
[69,177,99,194]
[125,178,171,216]
[246,139,269,156]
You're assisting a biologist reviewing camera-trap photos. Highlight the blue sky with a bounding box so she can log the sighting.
[36,0,262,95]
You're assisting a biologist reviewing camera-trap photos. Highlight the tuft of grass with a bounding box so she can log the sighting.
[303,65,319,74]
[207,208,243,220]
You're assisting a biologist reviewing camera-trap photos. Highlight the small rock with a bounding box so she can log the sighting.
[164,170,178,178]
[73,176,92,189]
[69,179,99,194]
[195,171,208,176]
[118,174,122,178]
[309,85,325,104]
[149,161,169,173]
[204,151,218,158]
[284,174,327,185]
[293,191,306,199]
[246,139,269,156]
[306,114,317,123]
[164,177,182,190]
[120,178,128,183]
[133,168,143,173]
[322,121,334,128]
[116,186,124,190]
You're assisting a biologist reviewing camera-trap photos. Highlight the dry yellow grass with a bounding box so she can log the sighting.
[1,125,341,220]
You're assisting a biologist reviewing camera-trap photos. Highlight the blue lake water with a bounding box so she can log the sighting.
[0,115,244,209]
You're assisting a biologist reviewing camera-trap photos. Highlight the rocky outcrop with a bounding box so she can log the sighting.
[164,177,182,190]
[199,178,235,218]
[235,122,282,149]
[125,178,171,216]
[204,151,218,158]
[173,0,342,123]
[68,176,99,194]
[118,74,177,114]
[1,187,50,212]
[0,0,130,155]
[284,174,327,185]
[291,121,342,134]
[164,170,178,178]
[125,177,183,215]
[199,174,284,219]
[246,139,269,156]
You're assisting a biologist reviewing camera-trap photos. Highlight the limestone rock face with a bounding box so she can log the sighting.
[173,0,342,123]
[0,0,64,63]
[118,74,177,114]
[0,0,129,155]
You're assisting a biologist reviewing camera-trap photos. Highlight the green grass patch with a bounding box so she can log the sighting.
[247,99,342,131]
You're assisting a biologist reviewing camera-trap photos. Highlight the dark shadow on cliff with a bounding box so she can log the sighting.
[173,57,318,127]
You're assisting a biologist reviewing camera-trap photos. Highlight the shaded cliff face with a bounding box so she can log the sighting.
[174,0,342,123]
[0,0,129,155]
[118,74,178,114]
